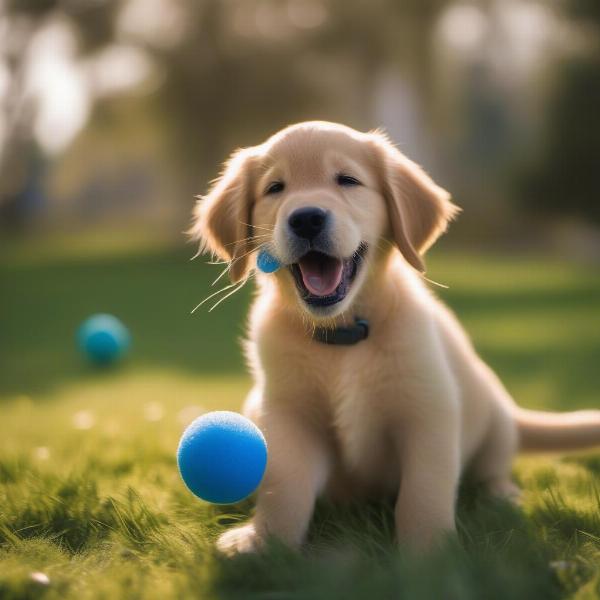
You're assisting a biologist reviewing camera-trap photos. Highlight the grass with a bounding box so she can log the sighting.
[1,232,600,599]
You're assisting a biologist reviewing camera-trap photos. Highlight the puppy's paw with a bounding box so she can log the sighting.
[487,479,522,504]
[216,522,264,556]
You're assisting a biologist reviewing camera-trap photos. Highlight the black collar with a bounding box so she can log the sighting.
[312,318,369,346]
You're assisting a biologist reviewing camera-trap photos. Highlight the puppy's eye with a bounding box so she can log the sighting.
[265,181,285,195]
[336,174,362,187]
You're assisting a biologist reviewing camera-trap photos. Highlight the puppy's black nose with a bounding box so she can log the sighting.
[288,207,329,240]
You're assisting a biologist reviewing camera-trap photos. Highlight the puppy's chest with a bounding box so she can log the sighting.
[261,334,408,487]
[310,347,400,486]
[311,343,398,406]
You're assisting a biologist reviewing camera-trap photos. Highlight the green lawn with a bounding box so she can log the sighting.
[1,233,600,599]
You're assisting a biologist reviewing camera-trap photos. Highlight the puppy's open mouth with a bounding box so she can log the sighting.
[290,243,367,307]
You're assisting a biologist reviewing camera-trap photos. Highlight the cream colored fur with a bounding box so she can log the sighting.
[190,121,600,555]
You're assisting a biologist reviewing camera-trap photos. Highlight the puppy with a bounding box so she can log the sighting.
[190,121,600,554]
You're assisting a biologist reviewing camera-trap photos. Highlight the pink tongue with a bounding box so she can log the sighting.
[298,256,343,296]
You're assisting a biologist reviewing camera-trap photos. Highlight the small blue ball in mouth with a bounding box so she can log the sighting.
[256,248,281,274]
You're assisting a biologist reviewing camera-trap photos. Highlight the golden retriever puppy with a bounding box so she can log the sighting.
[190,121,600,554]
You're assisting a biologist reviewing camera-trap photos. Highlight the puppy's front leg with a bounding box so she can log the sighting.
[217,410,331,555]
[394,419,460,551]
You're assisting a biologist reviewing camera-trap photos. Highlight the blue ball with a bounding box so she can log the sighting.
[256,248,281,274]
[177,411,267,504]
[77,314,130,365]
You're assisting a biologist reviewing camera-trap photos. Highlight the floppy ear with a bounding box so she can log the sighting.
[189,149,256,283]
[370,133,460,272]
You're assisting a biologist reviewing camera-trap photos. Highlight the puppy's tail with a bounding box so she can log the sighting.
[516,408,600,452]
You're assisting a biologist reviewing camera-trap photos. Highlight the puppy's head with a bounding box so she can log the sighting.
[191,121,459,319]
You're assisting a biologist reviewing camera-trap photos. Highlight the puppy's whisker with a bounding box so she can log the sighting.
[211,264,232,287]
[375,239,394,254]
[421,275,449,290]
[191,281,241,314]
[211,243,267,287]
[238,221,275,232]
[223,233,271,248]
[210,247,258,286]
[228,243,264,266]
[208,281,246,312]
[208,272,255,312]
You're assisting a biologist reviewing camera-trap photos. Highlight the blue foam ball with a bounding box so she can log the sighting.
[77,314,130,365]
[177,411,267,504]
[256,248,281,274]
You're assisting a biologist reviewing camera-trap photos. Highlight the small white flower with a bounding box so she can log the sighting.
[34,447,50,460]
[144,402,164,422]
[549,560,575,571]
[30,572,50,585]
[72,410,95,430]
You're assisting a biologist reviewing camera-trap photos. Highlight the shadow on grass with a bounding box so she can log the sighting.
[210,488,568,600]
[1,449,598,599]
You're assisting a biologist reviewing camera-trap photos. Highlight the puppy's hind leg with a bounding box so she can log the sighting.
[469,409,520,502]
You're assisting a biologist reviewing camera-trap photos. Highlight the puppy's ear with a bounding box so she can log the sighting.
[189,149,256,283]
[370,133,460,272]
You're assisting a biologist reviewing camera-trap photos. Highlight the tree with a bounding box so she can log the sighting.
[0,0,121,228]
[518,0,600,223]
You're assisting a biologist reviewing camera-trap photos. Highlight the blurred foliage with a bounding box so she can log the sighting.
[6,0,120,52]
[518,0,600,223]
[1,0,453,230]
[138,0,453,192]
[564,0,600,22]
[1,0,600,240]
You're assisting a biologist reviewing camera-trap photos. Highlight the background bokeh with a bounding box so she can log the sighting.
[1,0,600,248]
[2,2,600,598]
